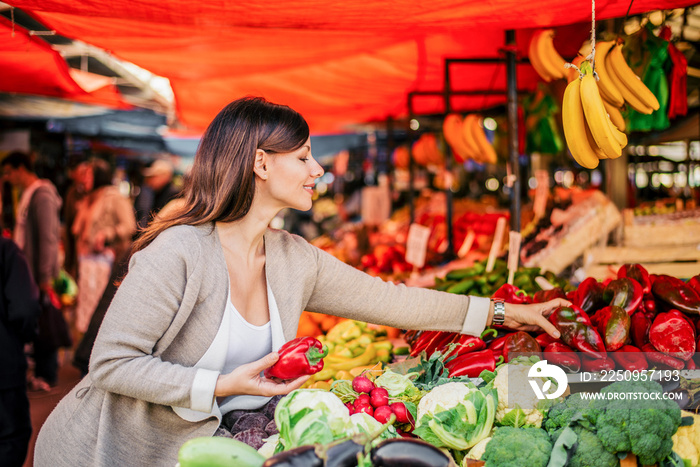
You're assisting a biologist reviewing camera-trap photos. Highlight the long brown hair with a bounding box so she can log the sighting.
[132,96,310,253]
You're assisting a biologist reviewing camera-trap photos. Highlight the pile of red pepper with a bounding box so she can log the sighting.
[405,265,700,374]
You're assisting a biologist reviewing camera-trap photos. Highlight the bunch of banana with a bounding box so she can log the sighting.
[591,40,659,123]
[562,61,628,169]
[529,29,567,82]
[442,113,498,164]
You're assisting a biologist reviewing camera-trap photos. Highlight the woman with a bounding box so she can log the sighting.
[71,158,136,334]
[35,97,567,466]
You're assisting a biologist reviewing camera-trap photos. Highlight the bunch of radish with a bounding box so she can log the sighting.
[344,375,414,431]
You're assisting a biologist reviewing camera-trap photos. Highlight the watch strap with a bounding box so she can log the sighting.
[491,297,506,326]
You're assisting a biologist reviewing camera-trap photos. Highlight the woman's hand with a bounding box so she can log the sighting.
[214,352,309,398]
[501,298,571,339]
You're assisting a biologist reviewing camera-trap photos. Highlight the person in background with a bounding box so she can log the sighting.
[134,158,180,229]
[71,158,136,335]
[1,151,62,391]
[0,237,41,467]
[34,97,567,466]
[61,157,91,280]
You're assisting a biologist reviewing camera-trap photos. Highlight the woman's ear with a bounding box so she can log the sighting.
[253,149,268,180]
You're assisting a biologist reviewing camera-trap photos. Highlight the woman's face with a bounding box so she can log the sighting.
[264,138,324,212]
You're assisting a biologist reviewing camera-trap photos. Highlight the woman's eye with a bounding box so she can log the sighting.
[300,157,309,162]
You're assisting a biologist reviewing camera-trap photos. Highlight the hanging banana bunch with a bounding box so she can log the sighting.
[442,113,498,165]
[529,29,568,82]
[562,61,628,169]
[605,41,660,115]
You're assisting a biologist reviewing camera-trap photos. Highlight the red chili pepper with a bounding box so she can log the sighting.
[610,345,648,371]
[423,332,459,357]
[503,331,541,362]
[487,335,508,357]
[603,278,643,315]
[535,333,560,348]
[573,277,607,315]
[492,283,531,304]
[580,355,615,372]
[590,305,631,352]
[445,349,496,378]
[409,330,441,356]
[532,288,567,304]
[651,274,700,315]
[641,343,685,370]
[686,358,697,370]
[264,336,329,380]
[648,309,696,361]
[544,342,581,372]
[617,263,652,296]
[549,305,607,359]
[441,334,486,358]
[630,310,651,348]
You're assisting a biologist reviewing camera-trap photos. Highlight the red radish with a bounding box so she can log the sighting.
[356,394,371,406]
[370,387,389,408]
[345,402,355,415]
[390,402,413,425]
[352,375,375,394]
[355,404,374,416]
[373,405,394,424]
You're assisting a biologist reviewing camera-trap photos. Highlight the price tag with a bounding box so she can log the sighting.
[486,216,507,273]
[405,223,431,269]
[457,230,476,258]
[361,186,391,226]
[507,230,522,285]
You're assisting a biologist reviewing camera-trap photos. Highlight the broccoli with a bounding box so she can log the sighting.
[543,392,600,432]
[481,426,552,467]
[550,425,618,467]
[592,380,682,466]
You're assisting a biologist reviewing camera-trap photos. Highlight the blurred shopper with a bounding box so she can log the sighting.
[134,158,180,229]
[0,237,41,467]
[72,159,136,334]
[61,158,91,280]
[1,151,62,391]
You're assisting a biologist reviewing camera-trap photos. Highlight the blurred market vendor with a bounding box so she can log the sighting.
[34,97,568,467]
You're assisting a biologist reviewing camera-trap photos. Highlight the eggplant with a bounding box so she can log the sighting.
[262,445,322,467]
[370,439,451,467]
[325,439,364,467]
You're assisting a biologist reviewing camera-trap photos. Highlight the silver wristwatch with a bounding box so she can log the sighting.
[491,298,506,326]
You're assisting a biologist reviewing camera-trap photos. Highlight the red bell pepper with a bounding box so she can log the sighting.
[441,334,486,358]
[686,358,697,370]
[688,274,700,296]
[641,343,685,370]
[487,335,508,357]
[603,278,643,315]
[535,333,560,348]
[445,348,496,378]
[492,283,531,304]
[264,336,329,379]
[549,305,607,359]
[544,342,581,372]
[642,298,658,319]
[532,288,567,304]
[503,331,542,362]
[423,332,459,357]
[573,277,607,315]
[610,345,648,371]
[580,355,615,372]
[410,330,441,356]
[651,274,700,315]
[617,263,652,296]
[630,310,651,348]
[590,305,631,352]
[649,309,696,361]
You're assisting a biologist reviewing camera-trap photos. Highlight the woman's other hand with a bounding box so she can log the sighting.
[214,352,309,398]
[501,298,570,339]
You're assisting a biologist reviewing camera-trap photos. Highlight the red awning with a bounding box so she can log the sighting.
[5,0,695,132]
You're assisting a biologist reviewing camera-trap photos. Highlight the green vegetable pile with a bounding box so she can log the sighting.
[481,426,553,467]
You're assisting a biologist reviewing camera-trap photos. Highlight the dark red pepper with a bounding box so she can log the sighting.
[687,274,700,296]
[630,310,651,348]
[549,305,607,359]
[441,334,486,358]
[651,274,700,315]
[603,278,643,315]
[264,336,328,379]
[532,288,567,304]
[617,263,652,296]
[544,342,581,372]
[648,309,696,361]
[445,349,496,378]
[573,277,608,316]
[610,345,648,371]
[492,283,531,304]
[686,358,697,370]
[641,343,685,370]
[590,305,631,352]
[580,355,616,372]
[642,298,658,319]
[503,331,541,362]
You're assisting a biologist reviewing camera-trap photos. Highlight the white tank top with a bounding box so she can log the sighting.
[217,287,274,414]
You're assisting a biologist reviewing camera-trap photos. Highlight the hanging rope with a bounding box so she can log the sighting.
[618,0,636,37]
[10,7,15,37]
[588,0,596,73]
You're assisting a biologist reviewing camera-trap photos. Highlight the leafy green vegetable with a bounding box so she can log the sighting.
[408,349,473,391]
[549,425,618,467]
[481,426,552,467]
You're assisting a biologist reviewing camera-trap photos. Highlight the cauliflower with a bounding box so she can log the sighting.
[493,362,562,428]
[463,436,491,463]
[416,382,475,426]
